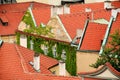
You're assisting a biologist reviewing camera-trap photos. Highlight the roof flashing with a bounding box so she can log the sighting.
[92,18,109,24]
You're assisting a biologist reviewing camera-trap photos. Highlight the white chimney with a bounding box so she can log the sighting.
[85,8,91,12]
[104,1,112,9]
[59,60,66,76]
[33,52,40,72]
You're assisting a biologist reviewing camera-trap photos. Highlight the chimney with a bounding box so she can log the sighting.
[59,60,66,76]
[33,52,40,72]
[85,8,91,12]
[104,1,112,9]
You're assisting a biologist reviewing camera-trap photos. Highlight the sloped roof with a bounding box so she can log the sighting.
[78,63,120,79]
[0,2,51,36]
[0,43,77,79]
[59,13,87,39]
[0,2,30,36]
[80,22,107,51]
[0,42,80,80]
[32,7,51,26]
[70,1,120,14]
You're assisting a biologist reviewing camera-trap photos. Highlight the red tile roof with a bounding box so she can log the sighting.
[0,43,81,80]
[70,1,120,14]
[80,22,107,51]
[32,7,51,26]
[59,13,87,39]
[0,3,30,36]
[0,2,51,36]
[78,62,120,77]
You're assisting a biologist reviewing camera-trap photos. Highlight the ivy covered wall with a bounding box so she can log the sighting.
[16,32,76,76]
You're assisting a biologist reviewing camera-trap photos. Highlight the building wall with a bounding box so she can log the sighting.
[76,51,99,73]
[20,34,27,48]
[16,0,61,5]
[47,17,71,42]
[0,35,16,43]
[85,0,119,3]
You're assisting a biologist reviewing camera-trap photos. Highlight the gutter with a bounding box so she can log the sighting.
[99,16,114,54]
[99,9,119,54]
[77,19,89,50]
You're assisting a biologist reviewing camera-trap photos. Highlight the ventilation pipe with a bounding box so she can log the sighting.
[99,10,118,54]
[77,19,89,50]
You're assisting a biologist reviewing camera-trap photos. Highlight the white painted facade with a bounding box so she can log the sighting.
[16,0,61,6]
[20,35,27,48]
[85,0,119,3]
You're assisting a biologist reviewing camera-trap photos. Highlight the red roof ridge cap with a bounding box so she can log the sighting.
[105,62,120,76]
[40,73,80,79]
[14,44,30,73]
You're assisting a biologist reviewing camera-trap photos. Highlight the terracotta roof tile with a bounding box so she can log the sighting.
[70,1,120,14]
[0,3,30,36]
[59,13,87,39]
[0,2,51,36]
[80,22,107,51]
[32,7,51,26]
[0,43,80,80]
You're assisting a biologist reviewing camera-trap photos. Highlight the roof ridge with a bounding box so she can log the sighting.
[40,73,80,79]
[14,44,30,74]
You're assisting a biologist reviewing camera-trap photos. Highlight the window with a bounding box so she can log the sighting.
[44,45,48,55]
[53,45,57,58]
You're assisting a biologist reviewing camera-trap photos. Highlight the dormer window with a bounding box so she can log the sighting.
[53,45,57,58]
[0,15,8,26]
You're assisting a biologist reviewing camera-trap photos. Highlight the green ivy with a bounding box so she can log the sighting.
[16,32,20,45]
[16,34,77,75]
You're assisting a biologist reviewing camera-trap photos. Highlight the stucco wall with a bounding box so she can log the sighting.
[16,0,61,5]
[47,17,71,42]
[0,35,16,43]
[85,0,119,3]
[76,51,99,73]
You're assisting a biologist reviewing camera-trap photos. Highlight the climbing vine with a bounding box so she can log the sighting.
[16,32,76,76]
[17,9,76,76]
[16,32,20,45]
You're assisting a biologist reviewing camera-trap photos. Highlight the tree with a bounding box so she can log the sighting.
[90,30,120,71]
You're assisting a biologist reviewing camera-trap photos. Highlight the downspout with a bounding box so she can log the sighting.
[28,7,37,27]
[77,19,89,50]
[99,16,114,54]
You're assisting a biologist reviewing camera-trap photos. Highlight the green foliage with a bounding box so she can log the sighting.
[16,32,20,45]
[90,30,120,71]
[26,35,76,75]
[24,24,53,38]
[22,10,53,38]
[22,10,35,27]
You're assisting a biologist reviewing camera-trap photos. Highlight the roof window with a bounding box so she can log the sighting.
[0,15,8,26]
